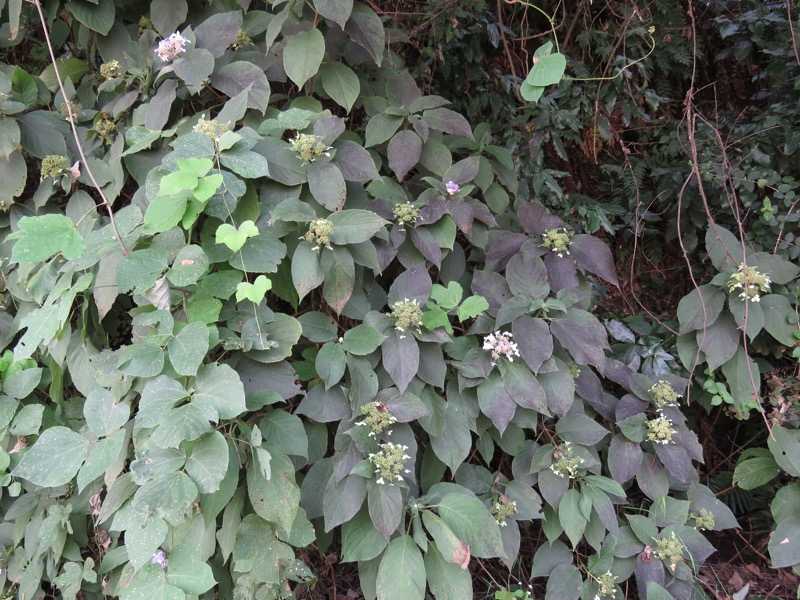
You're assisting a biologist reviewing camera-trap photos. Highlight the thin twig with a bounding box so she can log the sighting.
[32,0,129,256]
[497,0,521,100]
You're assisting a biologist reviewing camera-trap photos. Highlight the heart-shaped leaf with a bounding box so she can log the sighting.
[216,220,259,252]
[236,275,272,303]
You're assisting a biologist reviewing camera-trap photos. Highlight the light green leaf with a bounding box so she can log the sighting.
[456,295,489,322]
[158,170,198,196]
[430,282,463,310]
[185,431,229,494]
[376,536,426,600]
[525,53,566,87]
[284,29,325,89]
[10,214,85,263]
[193,174,223,202]
[13,426,90,486]
[216,220,260,252]
[235,275,272,303]
[144,194,189,234]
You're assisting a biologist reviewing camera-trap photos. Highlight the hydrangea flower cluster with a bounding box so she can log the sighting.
[541,227,572,258]
[302,218,334,251]
[389,299,423,336]
[392,202,420,230]
[40,155,70,181]
[233,29,252,49]
[549,441,585,479]
[155,32,188,62]
[646,414,677,445]
[94,114,117,144]
[355,401,397,437]
[593,571,618,600]
[654,532,686,572]
[483,331,520,365]
[650,380,681,409]
[290,133,331,164]
[727,263,771,302]
[368,442,411,485]
[693,508,715,531]
[193,116,229,141]
[491,494,517,527]
[445,181,460,195]
[99,60,121,80]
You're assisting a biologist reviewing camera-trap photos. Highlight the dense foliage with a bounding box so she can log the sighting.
[0,1,797,600]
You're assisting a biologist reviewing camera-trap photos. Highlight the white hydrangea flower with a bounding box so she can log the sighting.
[155,32,188,62]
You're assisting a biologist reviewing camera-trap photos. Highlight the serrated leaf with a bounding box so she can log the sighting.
[10,214,85,263]
[456,295,489,322]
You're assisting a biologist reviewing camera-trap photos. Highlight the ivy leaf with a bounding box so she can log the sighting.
[216,220,259,252]
[376,536,426,600]
[284,29,325,89]
[456,295,489,322]
[10,214,85,263]
[342,324,386,355]
[159,170,198,196]
[13,426,90,487]
[235,275,272,303]
[431,282,463,310]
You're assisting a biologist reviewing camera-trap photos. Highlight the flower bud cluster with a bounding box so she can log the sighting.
[40,155,69,181]
[290,133,331,163]
[650,380,680,409]
[302,218,334,251]
[99,60,122,80]
[646,414,677,445]
[355,401,397,437]
[193,116,229,141]
[727,263,771,302]
[483,331,520,365]
[393,202,420,230]
[541,227,572,257]
[593,571,618,600]
[368,442,411,485]
[94,115,117,144]
[549,441,585,479]
[654,532,686,572]
[491,494,517,527]
[693,508,715,531]
[389,299,423,335]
